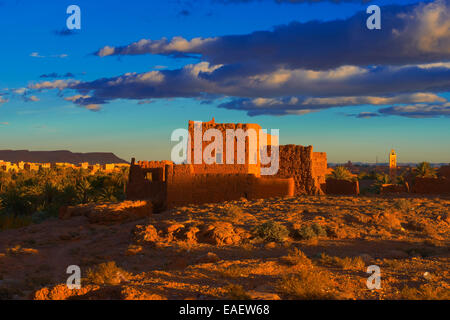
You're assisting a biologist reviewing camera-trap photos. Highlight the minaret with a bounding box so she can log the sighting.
[389,149,397,180]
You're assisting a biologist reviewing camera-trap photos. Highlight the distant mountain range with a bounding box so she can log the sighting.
[329,162,449,167]
[0,150,128,165]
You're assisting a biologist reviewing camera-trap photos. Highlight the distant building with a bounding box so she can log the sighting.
[389,149,397,179]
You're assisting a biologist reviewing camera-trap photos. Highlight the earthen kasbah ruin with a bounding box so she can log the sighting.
[126,118,328,210]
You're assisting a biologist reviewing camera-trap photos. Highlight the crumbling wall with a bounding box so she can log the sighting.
[187,119,262,175]
[312,152,327,194]
[413,177,450,194]
[165,170,294,208]
[439,165,450,179]
[380,183,409,194]
[273,145,322,195]
[326,179,359,195]
[126,160,172,208]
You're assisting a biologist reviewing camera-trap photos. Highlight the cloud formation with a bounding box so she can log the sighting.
[26,0,450,118]
[53,29,78,37]
[218,93,448,115]
[30,52,68,59]
[378,103,450,118]
[95,1,450,70]
[217,0,371,3]
[40,72,75,78]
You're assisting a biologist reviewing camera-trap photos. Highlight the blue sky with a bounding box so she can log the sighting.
[0,0,449,163]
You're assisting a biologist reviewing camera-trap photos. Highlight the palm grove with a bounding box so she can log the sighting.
[0,167,129,230]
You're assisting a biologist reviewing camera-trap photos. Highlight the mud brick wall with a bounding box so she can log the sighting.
[249,176,295,200]
[126,163,166,203]
[312,152,327,193]
[439,165,450,179]
[165,172,293,208]
[326,179,359,195]
[413,177,450,194]
[380,183,409,194]
[273,145,322,195]
[187,118,263,175]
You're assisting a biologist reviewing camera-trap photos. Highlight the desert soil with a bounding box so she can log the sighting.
[0,195,449,300]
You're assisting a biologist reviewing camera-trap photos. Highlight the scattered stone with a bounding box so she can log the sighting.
[247,291,281,300]
[197,222,241,246]
[132,224,159,244]
[197,252,220,264]
[59,200,153,224]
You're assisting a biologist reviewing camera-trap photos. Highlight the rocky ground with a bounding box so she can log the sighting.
[0,195,449,300]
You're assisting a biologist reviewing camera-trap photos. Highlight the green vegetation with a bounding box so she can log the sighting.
[293,223,327,240]
[327,166,354,181]
[0,167,129,230]
[253,221,289,242]
[413,162,436,178]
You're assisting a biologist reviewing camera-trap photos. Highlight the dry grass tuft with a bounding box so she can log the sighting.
[279,248,313,267]
[393,199,413,213]
[277,269,336,300]
[319,253,365,270]
[86,261,131,285]
[218,265,247,279]
[224,284,251,300]
[399,285,450,300]
[6,244,38,255]
[224,205,245,220]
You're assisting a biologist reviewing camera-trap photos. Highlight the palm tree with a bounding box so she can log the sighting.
[1,187,33,217]
[75,178,92,204]
[328,166,354,181]
[414,162,436,178]
[98,185,118,203]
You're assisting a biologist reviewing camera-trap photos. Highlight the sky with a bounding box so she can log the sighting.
[0,0,449,164]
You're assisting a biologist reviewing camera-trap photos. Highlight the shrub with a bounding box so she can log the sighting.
[311,223,327,237]
[294,223,327,240]
[224,205,244,220]
[399,285,450,300]
[279,248,313,267]
[85,261,131,285]
[277,269,336,300]
[0,214,32,230]
[224,284,251,300]
[393,199,412,213]
[253,221,289,242]
[319,253,365,270]
[218,265,246,278]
